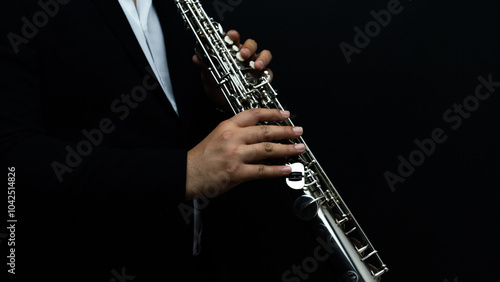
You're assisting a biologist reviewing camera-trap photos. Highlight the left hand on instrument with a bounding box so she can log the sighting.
[192,30,274,109]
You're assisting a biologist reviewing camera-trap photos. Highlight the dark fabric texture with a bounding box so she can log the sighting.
[0,1,221,281]
[0,1,337,281]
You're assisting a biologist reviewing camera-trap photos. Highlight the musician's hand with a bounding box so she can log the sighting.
[192,30,273,109]
[185,109,304,200]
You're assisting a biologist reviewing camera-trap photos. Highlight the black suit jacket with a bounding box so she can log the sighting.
[1,1,339,281]
[0,1,223,281]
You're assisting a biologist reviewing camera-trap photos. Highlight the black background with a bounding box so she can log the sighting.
[205,0,499,281]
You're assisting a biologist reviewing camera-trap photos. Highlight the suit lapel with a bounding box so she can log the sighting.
[89,0,180,119]
[154,0,204,135]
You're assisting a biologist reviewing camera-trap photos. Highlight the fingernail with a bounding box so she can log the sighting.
[294,144,306,151]
[282,166,292,173]
[280,110,290,118]
[255,60,264,70]
[293,127,303,135]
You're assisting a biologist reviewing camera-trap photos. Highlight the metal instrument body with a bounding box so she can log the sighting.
[175,1,388,280]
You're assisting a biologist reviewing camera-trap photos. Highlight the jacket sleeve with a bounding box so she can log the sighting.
[0,2,187,215]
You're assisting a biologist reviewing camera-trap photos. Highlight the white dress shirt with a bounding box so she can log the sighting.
[117,0,178,114]
[118,0,202,255]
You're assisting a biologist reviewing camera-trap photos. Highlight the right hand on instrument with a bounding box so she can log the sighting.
[185,108,305,200]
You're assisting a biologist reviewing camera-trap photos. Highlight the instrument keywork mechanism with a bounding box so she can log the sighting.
[175,1,389,280]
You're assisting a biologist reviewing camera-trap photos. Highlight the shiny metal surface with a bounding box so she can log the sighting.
[175,1,389,280]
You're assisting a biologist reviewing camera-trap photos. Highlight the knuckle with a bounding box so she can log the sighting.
[248,108,264,122]
[260,124,270,133]
[244,108,259,119]
[260,125,272,141]
[258,164,266,176]
[263,142,274,153]
[248,108,260,114]
[219,119,234,129]
[221,130,234,141]
[218,121,239,141]
[225,162,240,174]
[252,107,264,117]
[247,108,281,123]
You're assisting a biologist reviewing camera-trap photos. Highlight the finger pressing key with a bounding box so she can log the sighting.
[230,108,290,127]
